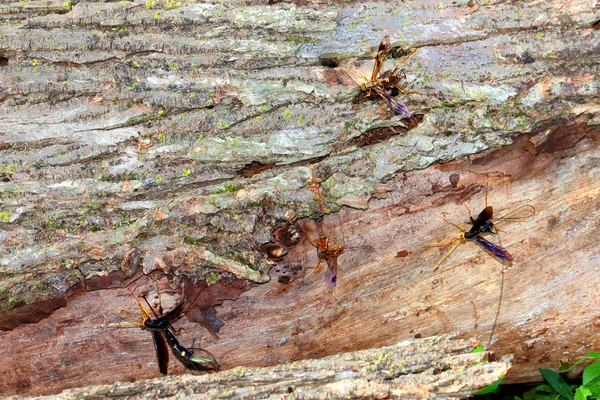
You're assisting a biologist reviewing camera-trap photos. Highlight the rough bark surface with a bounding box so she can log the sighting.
[8,336,511,400]
[0,0,599,396]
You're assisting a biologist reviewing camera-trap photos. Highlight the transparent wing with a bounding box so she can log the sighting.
[371,35,391,81]
[324,258,337,290]
[373,86,411,117]
[494,205,536,221]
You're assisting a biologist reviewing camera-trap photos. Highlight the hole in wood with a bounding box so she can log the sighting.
[319,56,339,68]
[349,114,424,148]
[261,242,288,261]
[239,161,275,178]
[449,173,460,188]
[396,250,410,258]
[273,223,302,247]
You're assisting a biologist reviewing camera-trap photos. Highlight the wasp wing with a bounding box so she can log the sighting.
[494,205,536,221]
[373,86,411,117]
[473,235,513,262]
[324,257,338,290]
[371,35,391,81]
[152,330,170,375]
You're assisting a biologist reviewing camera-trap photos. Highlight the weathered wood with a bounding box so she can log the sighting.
[0,0,599,396]
[8,336,511,400]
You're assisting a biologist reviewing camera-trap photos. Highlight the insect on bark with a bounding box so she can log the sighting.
[110,280,218,375]
[428,189,535,272]
[304,227,344,290]
[336,35,428,117]
[427,180,535,348]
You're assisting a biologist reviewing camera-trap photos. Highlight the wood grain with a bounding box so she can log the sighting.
[0,0,599,395]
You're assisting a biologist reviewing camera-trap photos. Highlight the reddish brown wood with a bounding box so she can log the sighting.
[1,120,598,395]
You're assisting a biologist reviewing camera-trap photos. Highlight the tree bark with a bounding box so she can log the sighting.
[23,336,511,400]
[0,0,598,396]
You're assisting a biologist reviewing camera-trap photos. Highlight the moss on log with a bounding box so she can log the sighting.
[0,0,598,396]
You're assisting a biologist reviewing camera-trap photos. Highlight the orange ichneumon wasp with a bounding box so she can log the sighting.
[336,35,429,117]
[304,225,344,290]
[266,222,345,293]
[305,166,344,289]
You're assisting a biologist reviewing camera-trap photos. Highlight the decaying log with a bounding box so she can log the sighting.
[0,0,599,396]
[12,336,510,400]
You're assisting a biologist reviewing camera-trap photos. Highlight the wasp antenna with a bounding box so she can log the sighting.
[108,305,142,326]
[128,287,153,320]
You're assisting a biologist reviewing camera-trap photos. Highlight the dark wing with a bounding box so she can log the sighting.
[475,206,494,223]
[371,35,391,81]
[494,205,536,221]
[152,330,170,375]
[473,235,513,262]
[324,257,337,290]
[373,86,411,117]
[156,302,186,326]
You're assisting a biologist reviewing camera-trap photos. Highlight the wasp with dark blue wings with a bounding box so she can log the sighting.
[429,192,535,272]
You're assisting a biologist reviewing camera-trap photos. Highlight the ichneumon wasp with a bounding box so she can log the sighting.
[427,181,535,347]
[305,166,344,289]
[266,222,345,294]
[429,188,535,272]
[265,166,344,294]
[337,35,428,117]
[304,226,344,290]
[111,279,218,375]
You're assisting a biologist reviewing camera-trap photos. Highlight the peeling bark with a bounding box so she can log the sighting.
[0,0,599,396]
[23,336,511,400]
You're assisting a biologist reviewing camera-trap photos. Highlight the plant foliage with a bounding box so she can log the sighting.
[476,351,600,400]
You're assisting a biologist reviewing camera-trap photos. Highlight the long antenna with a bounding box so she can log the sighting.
[336,61,367,87]
[181,281,208,316]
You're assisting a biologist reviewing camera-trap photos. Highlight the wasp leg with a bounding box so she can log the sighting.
[425,237,462,247]
[311,258,325,275]
[441,217,467,232]
[431,238,464,272]
[394,84,429,96]
[386,48,418,77]
[107,305,143,327]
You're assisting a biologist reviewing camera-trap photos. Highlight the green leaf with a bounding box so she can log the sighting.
[586,384,600,398]
[583,362,600,385]
[475,376,504,395]
[575,386,592,400]
[523,384,559,400]
[471,345,484,353]
[539,368,575,400]
[561,352,600,373]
